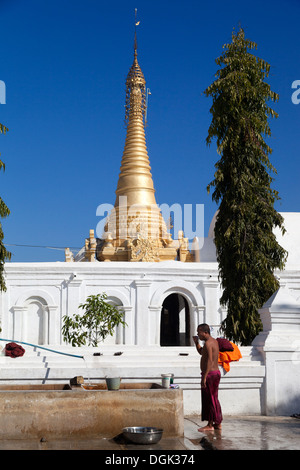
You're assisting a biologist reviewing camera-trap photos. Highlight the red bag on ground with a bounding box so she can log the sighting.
[5,342,25,358]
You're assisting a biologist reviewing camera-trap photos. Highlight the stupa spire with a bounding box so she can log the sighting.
[96,15,186,262]
[66,13,193,263]
[115,20,155,209]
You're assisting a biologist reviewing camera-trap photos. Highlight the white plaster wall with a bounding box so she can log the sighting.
[1,261,219,347]
[1,212,300,416]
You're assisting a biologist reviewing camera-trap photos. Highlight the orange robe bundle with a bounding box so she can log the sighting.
[218,342,242,372]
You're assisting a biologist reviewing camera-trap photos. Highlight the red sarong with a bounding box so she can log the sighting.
[201,370,222,425]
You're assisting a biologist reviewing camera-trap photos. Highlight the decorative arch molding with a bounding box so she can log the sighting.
[103,289,131,308]
[12,289,59,345]
[14,289,57,309]
[149,280,205,346]
[150,280,204,309]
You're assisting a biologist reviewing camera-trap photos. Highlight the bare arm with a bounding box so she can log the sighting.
[193,336,203,355]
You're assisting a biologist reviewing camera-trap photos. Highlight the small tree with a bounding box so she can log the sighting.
[204,28,287,345]
[62,293,127,347]
[0,122,11,292]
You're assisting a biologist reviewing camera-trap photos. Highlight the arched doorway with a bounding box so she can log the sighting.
[160,293,190,346]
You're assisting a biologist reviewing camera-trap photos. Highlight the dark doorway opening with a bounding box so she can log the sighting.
[160,293,190,346]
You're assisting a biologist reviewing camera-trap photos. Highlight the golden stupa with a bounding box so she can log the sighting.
[67,25,193,263]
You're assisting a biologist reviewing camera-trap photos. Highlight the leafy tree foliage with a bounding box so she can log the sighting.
[62,293,127,347]
[204,28,287,345]
[0,123,11,292]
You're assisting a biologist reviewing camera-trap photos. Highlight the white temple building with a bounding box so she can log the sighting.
[0,32,300,417]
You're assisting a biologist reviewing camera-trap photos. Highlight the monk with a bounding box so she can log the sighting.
[193,323,222,432]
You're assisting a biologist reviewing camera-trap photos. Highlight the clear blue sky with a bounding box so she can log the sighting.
[0,0,299,262]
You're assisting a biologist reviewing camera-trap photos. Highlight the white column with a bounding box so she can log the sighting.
[193,305,205,333]
[42,305,49,344]
[134,279,152,346]
[12,306,25,341]
[123,306,134,345]
[148,306,161,345]
[48,305,59,344]
[202,278,220,331]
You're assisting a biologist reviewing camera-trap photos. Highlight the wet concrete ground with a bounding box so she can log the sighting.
[185,415,300,451]
[0,415,299,451]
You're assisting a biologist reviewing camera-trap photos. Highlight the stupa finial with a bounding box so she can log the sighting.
[134,8,139,56]
[124,9,146,127]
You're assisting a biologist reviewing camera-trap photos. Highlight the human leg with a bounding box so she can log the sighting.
[198,370,222,432]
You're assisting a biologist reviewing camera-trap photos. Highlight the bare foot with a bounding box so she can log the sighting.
[214,424,222,430]
[198,425,214,432]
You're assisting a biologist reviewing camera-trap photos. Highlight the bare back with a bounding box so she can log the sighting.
[200,337,219,374]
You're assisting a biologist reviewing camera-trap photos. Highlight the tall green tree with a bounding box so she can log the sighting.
[204,28,287,345]
[0,123,10,292]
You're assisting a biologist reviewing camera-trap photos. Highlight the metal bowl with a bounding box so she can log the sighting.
[122,426,163,445]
